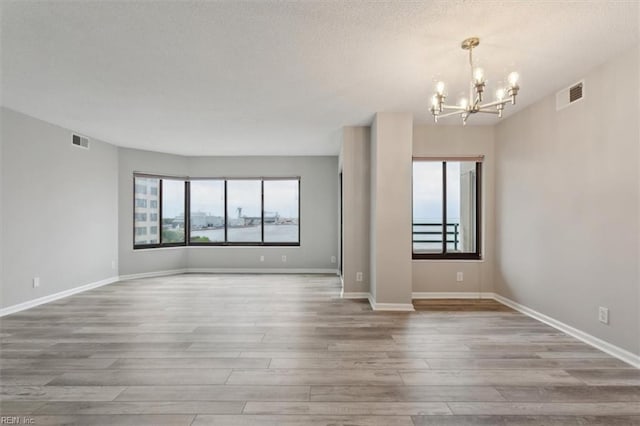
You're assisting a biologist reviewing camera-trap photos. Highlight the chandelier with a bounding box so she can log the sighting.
[430,37,520,124]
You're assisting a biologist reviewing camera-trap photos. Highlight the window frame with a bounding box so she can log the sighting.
[133,174,188,250]
[412,159,482,260]
[134,174,301,249]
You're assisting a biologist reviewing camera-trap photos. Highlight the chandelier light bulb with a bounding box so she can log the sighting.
[508,71,520,87]
[431,95,439,107]
[496,88,505,100]
[473,68,484,83]
[459,98,468,109]
[436,81,445,95]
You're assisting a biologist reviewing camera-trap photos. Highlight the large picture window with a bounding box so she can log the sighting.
[227,180,262,243]
[134,174,300,248]
[263,179,299,243]
[412,159,481,259]
[189,180,225,243]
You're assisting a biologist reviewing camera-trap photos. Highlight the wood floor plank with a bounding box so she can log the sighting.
[425,358,632,370]
[268,358,429,369]
[448,402,640,416]
[242,401,451,415]
[0,386,126,401]
[309,385,506,402]
[411,415,640,425]
[110,357,269,369]
[495,386,640,402]
[114,385,311,401]
[399,369,584,386]
[33,401,245,415]
[25,415,195,425]
[226,368,403,385]
[567,369,640,385]
[191,414,415,426]
[46,369,232,386]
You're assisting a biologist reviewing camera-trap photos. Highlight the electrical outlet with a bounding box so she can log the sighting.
[33,277,40,288]
[331,256,336,264]
[281,255,287,262]
[260,255,265,262]
[598,307,609,324]
[456,272,464,282]
[356,272,363,282]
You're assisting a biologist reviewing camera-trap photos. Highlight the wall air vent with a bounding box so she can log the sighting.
[72,134,90,149]
[556,80,585,111]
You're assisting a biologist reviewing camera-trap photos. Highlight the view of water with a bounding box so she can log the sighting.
[191,224,299,243]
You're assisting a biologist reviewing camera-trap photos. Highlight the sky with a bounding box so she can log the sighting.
[413,161,462,221]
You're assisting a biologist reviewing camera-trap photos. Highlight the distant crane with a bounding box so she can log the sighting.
[236,207,243,218]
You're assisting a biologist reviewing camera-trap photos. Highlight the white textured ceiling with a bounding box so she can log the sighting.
[1,1,638,156]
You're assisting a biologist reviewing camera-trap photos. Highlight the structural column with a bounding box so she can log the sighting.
[369,112,413,310]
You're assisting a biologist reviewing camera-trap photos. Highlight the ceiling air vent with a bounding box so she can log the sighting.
[556,80,585,111]
[72,134,89,149]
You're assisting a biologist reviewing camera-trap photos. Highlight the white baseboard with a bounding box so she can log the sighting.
[493,293,640,369]
[0,276,120,317]
[118,269,188,281]
[412,292,495,299]
[341,291,370,299]
[187,268,338,274]
[368,294,414,311]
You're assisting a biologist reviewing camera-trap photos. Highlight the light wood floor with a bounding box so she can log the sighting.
[1,274,639,425]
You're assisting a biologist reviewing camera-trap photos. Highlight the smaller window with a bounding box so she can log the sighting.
[150,200,158,208]
[413,159,481,259]
[135,227,147,236]
[150,213,158,221]
[135,198,147,208]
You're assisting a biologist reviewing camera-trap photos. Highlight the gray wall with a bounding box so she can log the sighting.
[340,127,371,294]
[495,48,640,355]
[118,149,339,275]
[412,125,495,294]
[1,108,118,308]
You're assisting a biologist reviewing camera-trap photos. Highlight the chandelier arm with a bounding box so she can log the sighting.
[475,110,500,115]
[440,104,467,111]
[478,99,511,109]
[436,110,466,119]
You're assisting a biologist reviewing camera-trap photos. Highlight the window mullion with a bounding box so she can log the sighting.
[442,161,447,255]
[159,179,164,246]
[185,180,190,246]
[224,180,228,243]
[261,180,265,244]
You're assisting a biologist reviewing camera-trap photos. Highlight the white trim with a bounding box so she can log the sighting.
[118,269,187,281]
[341,291,370,299]
[412,292,495,299]
[0,276,120,317]
[493,294,640,369]
[187,268,338,274]
[368,294,415,312]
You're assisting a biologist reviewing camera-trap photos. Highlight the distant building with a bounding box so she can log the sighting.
[134,178,160,244]
[191,212,224,229]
